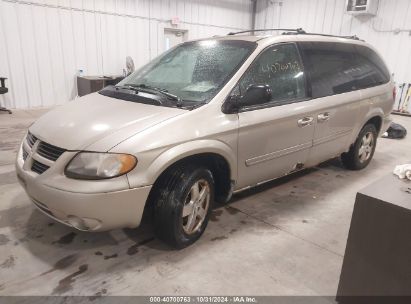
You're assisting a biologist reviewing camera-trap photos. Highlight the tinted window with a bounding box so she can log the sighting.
[299,42,359,98]
[300,42,390,99]
[238,43,306,105]
[353,45,390,89]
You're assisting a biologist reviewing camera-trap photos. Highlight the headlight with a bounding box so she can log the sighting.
[65,152,137,180]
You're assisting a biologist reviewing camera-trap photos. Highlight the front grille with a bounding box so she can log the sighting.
[22,148,28,160]
[26,132,37,147]
[37,141,66,161]
[24,132,66,175]
[31,160,50,174]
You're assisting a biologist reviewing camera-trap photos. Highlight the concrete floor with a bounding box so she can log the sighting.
[0,108,410,297]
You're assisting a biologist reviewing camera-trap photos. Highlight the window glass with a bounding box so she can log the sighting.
[353,45,390,89]
[238,43,306,105]
[300,42,359,98]
[300,42,390,99]
[118,40,255,105]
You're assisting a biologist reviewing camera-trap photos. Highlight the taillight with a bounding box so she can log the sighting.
[393,86,397,101]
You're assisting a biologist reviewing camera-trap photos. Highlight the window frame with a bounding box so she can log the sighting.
[226,42,311,113]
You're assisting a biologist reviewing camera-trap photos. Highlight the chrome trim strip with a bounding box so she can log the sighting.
[245,141,312,167]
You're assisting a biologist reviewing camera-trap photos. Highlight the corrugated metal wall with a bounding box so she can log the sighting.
[0,0,252,109]
[3,0,411,110]
[256,0,411,85]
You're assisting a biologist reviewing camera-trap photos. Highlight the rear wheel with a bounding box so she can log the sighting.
[341,124,377,170]
[153,165,214,248]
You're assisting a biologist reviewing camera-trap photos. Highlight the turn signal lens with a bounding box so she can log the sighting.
[118,154,137,174]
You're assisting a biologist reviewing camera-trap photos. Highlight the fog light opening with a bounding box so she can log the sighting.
[67,216,90,231]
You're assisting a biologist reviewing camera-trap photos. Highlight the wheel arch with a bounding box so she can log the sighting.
[351,109,384,144]
[362,106,384,133]
[364,115,382,134]
[145,140,236,209]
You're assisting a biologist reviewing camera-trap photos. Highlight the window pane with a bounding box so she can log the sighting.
[300,42,390,99]
[353,45,390,89]
[120,40,255,104]
[300,42,359,98]
[239,44,306,105]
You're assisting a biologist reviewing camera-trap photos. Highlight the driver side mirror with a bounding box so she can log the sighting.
[222,84,272,114]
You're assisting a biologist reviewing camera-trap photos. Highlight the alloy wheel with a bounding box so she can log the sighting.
[182,179,210,234]
[358,131,374,163]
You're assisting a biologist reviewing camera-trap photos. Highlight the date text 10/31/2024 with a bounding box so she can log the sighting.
[149,296,257,303]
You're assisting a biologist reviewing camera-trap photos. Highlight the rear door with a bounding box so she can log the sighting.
[299,42,362,167]
[234,43,315,189]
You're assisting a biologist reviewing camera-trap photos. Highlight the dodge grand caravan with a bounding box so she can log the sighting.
[16,31,394,248]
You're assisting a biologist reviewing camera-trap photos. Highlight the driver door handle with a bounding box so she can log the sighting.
[317,112,330,122]
[297,116,314,127]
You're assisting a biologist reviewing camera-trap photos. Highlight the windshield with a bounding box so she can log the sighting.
[116,40,256,107]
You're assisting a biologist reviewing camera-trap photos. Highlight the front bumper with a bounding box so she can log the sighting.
[16,142,152,231]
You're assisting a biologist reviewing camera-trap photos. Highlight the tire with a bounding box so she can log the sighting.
[341,124,378,170]
[152,165,215,249]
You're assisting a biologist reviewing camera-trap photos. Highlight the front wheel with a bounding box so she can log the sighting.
[153,165,214,248]
[341,124,377,170]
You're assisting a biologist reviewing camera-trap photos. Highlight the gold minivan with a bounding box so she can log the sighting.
[16,30,394,248]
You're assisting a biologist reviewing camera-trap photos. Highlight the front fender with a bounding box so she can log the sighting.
[126,140,237,188]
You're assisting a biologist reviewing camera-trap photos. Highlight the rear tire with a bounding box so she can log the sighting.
[341,124,377,170]
[152,165,214,249]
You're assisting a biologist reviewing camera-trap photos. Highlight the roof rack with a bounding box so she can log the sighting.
[227,28,363,41]
[227,28,306,35]
[290,32,363,41]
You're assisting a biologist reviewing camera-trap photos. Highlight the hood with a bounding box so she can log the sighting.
[30,93,187,150]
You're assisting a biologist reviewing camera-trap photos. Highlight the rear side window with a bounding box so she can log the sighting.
[299,42,359,98]
[353,45,390,89]
[299,42,390,99]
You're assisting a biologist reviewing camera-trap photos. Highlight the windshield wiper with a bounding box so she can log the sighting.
[123,83,183,107]
[114,85,139,93]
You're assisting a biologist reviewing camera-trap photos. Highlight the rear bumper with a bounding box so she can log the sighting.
[16,150,152,231]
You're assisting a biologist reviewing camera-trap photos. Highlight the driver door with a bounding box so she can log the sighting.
[235,43,316,189]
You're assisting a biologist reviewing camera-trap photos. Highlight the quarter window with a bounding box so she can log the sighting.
[299,42,390,99]
[238,43,306,105]
[353,45,390,89]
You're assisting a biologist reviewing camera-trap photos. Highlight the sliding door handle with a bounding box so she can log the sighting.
[297,117,314,127]
[317,112,330,122]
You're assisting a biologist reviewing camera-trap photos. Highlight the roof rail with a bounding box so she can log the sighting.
[286,32,363,41]
[227,28,306,35]
[227,28,363,41]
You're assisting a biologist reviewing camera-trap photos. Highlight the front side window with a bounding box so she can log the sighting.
[237,43,306,106]
[115,40,256,107]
